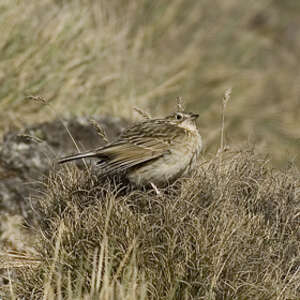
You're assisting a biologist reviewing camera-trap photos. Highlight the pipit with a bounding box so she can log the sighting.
[58,111,202,190]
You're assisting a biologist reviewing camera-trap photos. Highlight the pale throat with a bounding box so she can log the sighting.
[177,120,198,133]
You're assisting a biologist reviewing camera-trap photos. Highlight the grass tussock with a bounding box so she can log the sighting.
[9,150,300,299]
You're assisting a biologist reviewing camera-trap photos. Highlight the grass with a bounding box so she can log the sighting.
[0,0,299,166]
[1,0,300,299]
[2,150,299,299]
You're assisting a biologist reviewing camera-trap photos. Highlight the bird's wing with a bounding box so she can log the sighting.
[95,136,170,174]
[59,119,178,175]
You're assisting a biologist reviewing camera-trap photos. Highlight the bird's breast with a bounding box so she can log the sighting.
[127,131,202,187]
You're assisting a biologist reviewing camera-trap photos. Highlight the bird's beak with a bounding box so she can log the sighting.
[190,113,199,120]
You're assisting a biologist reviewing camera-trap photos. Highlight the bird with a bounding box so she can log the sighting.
[58,110,202,191]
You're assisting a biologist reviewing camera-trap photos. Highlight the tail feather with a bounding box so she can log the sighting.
[58,151,97,164]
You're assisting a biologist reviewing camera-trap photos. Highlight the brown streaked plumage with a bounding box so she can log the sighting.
[58,111,202,187]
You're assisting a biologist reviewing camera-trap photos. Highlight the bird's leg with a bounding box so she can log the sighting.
[150,182,161,195]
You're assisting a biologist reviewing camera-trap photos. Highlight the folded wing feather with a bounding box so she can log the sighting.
[95,138,169,174]
[58,136,169,176]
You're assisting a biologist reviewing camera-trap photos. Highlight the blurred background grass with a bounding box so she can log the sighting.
[0,0,299,167]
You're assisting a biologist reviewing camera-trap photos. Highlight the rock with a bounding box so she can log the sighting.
[0,116,128,216]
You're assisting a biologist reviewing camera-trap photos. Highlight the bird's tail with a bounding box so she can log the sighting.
[58,151,97,164]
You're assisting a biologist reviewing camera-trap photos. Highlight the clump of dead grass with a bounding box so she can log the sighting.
[6,149,300,299]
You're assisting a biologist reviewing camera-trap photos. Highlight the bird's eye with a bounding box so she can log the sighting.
[176,113,183,120]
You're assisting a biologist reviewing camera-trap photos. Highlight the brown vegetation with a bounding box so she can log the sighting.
[1,0,300,299]
[2,150,299,299]
[0,0,299,166]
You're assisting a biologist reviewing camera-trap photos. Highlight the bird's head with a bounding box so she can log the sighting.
[166,111,199,132]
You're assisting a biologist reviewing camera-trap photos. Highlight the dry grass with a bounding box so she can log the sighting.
[0,0,299,166]
[1,1,300,299]
[1,150,299,299]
